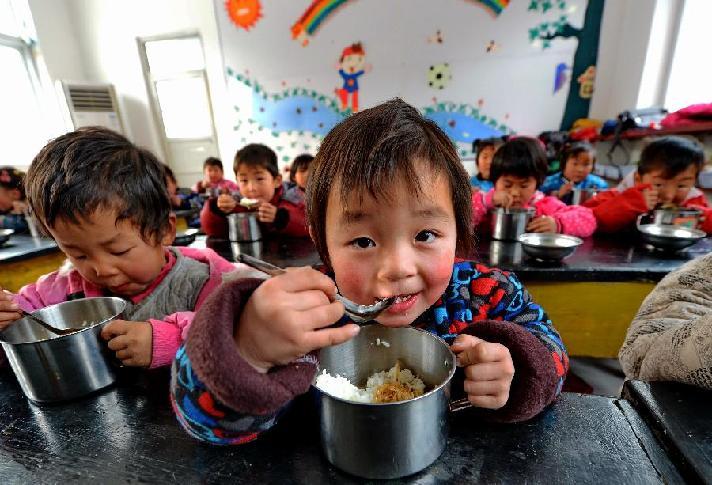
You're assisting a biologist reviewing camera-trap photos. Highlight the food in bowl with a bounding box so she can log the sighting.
[240,197,260,208]
[315,361,425,404]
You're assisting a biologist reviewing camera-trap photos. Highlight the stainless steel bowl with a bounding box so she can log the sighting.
[0,228,13,246]
[0,297,127,403]
[638,224,705,251]
[315,325,456,479]
[639,208,703,229]
[228,213,261,242]
[570,188,600,205]
[518,233,583,261]
[490,207,535,241]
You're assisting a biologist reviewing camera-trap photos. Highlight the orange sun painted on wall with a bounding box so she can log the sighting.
[225,0,263,30]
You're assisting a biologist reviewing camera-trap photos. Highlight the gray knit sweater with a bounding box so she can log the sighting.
[619,252,712,389]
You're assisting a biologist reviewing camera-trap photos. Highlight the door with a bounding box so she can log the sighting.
[139,34,218,188]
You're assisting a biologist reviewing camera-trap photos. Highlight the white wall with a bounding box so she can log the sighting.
[27,0,234,173]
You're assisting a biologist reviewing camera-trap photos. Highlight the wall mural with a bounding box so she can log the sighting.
[217,0,604,164]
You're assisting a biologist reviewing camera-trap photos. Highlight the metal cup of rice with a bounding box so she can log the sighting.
[314,324,456,479]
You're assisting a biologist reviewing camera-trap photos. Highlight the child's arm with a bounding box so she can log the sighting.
[619,254,712,389]
[537,196,597,237]
[539,174,562,195]
[460,266,568,422]
[171,271,357,444]
[470,190,491,227]
[199,199,229,237]
[271,201,309,237]
[583,187,651,232]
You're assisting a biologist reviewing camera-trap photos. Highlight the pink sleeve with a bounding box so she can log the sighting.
[471,190,491,227]
[13,272,72,312]
[536,196,597,237]
[149,311,195,369]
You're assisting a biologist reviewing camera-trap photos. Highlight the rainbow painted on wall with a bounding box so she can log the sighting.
[291,0,350,46]
[291,0,510,46]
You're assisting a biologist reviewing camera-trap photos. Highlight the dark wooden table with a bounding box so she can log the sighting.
[623,380,712,484]
[0,367,685,483]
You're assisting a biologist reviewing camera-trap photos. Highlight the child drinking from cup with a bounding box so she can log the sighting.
[471,138,596,237]
[0,127,239,368]
[0,166,29,233]
[540,142,608,203]
[170,99,568,444]
[470,138,498,192]
[200,144,308,238]
[584,136,712,234]
[192,157,238,195]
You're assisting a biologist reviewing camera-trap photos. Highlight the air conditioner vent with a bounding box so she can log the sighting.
[68,86,115,112]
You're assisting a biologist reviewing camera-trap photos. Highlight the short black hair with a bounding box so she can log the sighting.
[638,136,705,178]
[561,141,596,168]
[234,143,279,178]
[0,166,25,199]
[203,157,223,171]
[162,164,177,184]
[290,153,314,183]
[490,137,549,187]
[25,126,171,242]
[307,98,473,266]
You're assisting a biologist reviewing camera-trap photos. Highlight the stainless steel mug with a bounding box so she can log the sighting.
[228,213,262,242]
[315,325,457,479]
[490,207,535,241]
[0,297,127,403]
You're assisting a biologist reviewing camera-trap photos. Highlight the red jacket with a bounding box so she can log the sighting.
[200,184,308,238]
[584,184,712,234]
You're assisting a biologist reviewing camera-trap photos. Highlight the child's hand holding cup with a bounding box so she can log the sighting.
[0,289,21,331]
[217,192,238,213]
[234,267,359,373]
[492,190,513,209]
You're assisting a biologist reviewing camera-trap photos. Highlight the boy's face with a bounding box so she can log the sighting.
[477,146,495,179]
[49,208,175,297]
[0,187,18,212]
[494,175,537,208]
[635,165,698,206]
[205,165,223,184]
[325,170,457,327]
[294,167,310,190]
[342,53,365,73]
[563,152,594,183]
[237,165,281,202]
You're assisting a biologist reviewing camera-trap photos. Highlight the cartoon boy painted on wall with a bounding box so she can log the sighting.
[335,42,370,112]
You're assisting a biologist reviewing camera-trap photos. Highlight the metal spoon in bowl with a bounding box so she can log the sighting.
[19,309,80,336]
[237,254,395,324]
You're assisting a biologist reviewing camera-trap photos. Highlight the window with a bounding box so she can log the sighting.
[0,0,52,167]
[664,0,712,111]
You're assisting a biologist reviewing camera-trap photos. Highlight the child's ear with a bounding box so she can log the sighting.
[160,213,177,246]
[274,173,282,188]
[308,225,315,242]
[634,171,642,185]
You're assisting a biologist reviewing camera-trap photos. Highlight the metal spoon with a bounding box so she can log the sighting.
[19,309,80,336]
[237,254,395,324]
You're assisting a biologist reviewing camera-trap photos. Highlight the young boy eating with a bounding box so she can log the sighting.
[171,99,568,445]
[584,136,712,233]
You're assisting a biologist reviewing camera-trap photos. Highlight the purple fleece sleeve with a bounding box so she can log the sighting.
[184,277,317,415]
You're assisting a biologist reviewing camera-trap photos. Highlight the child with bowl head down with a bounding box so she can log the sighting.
[170,99,569,445]
[471,138,597,238]
[584,136,712,234]
[0,127,238,368]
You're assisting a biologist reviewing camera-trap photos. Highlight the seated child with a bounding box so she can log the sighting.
[163,164,202,228]
[470,138,497,192]
[0,127,237,369]
[472,138,597,238]
[200,144,308,238]
[619,252,711,389]
[0,166,29,233]
[539,142,608,203]
[191,157,238,194]
[584,136,712,233]
[171,99,568,445]
[289,153,314,194]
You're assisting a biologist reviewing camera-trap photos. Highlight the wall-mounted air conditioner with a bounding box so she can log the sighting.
[59,82,125,134]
